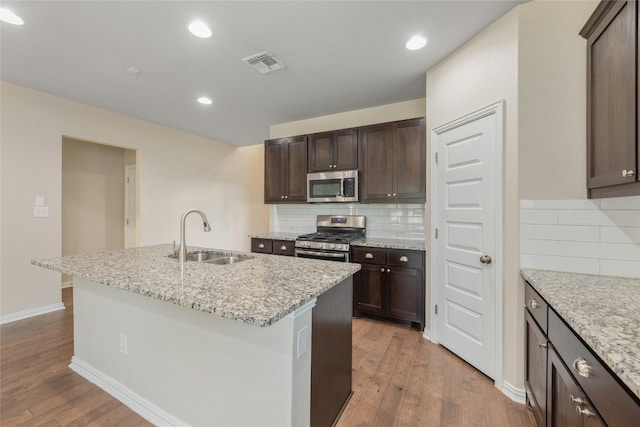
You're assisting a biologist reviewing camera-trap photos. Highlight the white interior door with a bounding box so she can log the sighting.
[431,102,503,380]
[124,164,137,248]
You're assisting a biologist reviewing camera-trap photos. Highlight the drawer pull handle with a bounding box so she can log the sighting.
[528,299,539,309]
[538,342,547,349]
[576,406,596,417]
[399,256,409,262]
[280,245,287,250]
[258,243,265,249]
[572,357,593,378]
[365,253,374,259]
[569,395,585,405]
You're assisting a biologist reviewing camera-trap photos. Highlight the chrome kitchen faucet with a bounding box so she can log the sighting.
[179,209,212,267]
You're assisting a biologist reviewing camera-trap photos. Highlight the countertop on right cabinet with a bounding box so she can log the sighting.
[521,268,640,400]
[352,238,425,251]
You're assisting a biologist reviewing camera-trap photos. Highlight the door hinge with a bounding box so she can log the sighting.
[126,218,129,225]
[127,177,130,184]
[435,228,439,239]
[435,304,438,315]
[435,152,438,164]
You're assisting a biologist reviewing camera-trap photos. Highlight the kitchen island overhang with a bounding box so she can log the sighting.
[33,245,360,427]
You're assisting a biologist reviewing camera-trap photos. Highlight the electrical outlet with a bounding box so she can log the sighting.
[297,326,308,359]
[33,206,49,217]
[119,334,128,355]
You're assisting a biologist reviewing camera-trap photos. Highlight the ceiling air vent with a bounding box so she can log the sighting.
[241,51,285,74]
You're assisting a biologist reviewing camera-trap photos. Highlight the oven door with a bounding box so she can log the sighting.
[295,249,348,262]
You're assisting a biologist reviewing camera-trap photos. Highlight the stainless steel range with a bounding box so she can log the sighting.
[295,215,365,262]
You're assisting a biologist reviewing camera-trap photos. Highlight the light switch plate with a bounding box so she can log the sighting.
[34,206,49,217]
[35,196,45,207]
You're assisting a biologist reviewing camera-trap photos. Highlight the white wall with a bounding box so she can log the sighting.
[0,81,268,318]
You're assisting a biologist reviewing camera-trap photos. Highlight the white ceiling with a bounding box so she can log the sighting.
[0,1,524,146]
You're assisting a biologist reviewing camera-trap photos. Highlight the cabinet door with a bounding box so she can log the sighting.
[360,123,394,202]
[264,140,287,203]
[385,266,422,325]
[334,129,358,170]
[525,310,548,427]
[394,118,426,202]
[272,239,295,256]
[587,0,637,191]
[547,349,605,427]
[285,136,308,202]
[353,263,384,315]
[308,132,334,172]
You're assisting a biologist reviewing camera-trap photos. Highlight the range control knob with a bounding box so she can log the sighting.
[329,244,335,249]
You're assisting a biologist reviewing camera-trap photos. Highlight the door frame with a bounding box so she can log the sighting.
[430,100,505,388]
[124,163,137,248]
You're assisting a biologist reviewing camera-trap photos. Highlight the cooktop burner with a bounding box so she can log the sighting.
[295,215,366,252]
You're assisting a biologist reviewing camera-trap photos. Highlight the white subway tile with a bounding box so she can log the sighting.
[520,224,599,242]
[520,254,600,275]
[520,199,600,210]
[521,239,559,255]
[558,210,611,226]
[599,196,640,210]
[559,241,640,261]
[520,210,558,225]
[600,227,640,244]
[601,210,640,227]
[599,260,640,278]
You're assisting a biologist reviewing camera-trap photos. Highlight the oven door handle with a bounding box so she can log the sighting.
[296,249,347,259]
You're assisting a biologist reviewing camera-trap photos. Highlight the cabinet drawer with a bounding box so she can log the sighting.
[386,249,424,269]
[548,309,640,427]
[525,281,548,334]
[352,247,386,265]
[272,239,295,256]
[251,238,273,254]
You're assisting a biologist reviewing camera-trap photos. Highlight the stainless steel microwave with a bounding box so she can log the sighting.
[307,170,358,203]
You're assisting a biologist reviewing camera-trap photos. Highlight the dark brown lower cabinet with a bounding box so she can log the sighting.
[547,348,605,427]
[525,310,548,427]
[250,237,295,256]
[352,247,425,331]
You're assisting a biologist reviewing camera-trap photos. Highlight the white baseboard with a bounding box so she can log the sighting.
[69,357,188,427]
[422,328,432,341]
[0,302,65,325]
[501,381,526,404]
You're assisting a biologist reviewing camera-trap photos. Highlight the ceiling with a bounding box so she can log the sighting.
[0,1,524,147]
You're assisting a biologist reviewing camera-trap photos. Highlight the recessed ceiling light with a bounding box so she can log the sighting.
[188,21,212,38]
[197,97,213,105]
[126,67,141,75]
[0,7,24,25]
[405,35,427,51]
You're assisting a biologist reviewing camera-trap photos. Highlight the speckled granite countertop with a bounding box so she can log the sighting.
[33,244,360,328]
[521,268,640,399]
[352,238,426,251]
[249,232,299,241]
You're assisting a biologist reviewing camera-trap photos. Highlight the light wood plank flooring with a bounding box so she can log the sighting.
[1,288,534,426]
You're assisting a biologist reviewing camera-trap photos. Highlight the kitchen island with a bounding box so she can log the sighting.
[33,245,360,427]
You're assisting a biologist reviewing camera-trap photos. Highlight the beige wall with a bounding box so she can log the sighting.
[270,98,425,138]
[0,81,268,317]
[426,0,598,393]
[518,0,598,199]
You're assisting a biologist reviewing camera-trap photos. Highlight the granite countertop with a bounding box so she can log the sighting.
[352,237,426,251]
[33,244,360,328]
[521,268,640,399]
[249,232,300,241]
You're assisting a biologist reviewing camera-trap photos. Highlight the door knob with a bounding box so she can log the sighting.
[480,255,492,264]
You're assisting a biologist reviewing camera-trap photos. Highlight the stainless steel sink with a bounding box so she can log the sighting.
[169,250,252,265]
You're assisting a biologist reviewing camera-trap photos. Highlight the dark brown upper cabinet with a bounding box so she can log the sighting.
[359,118,426,203]
[308,128,358,172]
[264,135,307,203]
[581,0,640,198]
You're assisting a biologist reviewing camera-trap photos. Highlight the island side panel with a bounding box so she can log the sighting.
[311,277,353,427]
[71,277,313,427]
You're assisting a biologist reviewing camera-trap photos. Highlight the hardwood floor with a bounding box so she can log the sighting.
[1,288,535,426]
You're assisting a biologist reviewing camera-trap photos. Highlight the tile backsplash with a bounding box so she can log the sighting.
[272,203,425,240]
[520,196,640,278]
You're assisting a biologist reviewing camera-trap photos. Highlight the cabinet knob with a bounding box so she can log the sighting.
[281,195,284,199]
[280,245,287,250]
[386,268,391,273]
[572,357,593,378]
[387,194,391,197]
[393,193,397,197]
[380,267,385,272]
[569,395,585,405]
[284,195,288,199]
[528,299,539,309]
[399,256,409,262]
[258,243,265,249]
[575,406,596,418]
[622,169,636,177]
[365,253,374,259]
